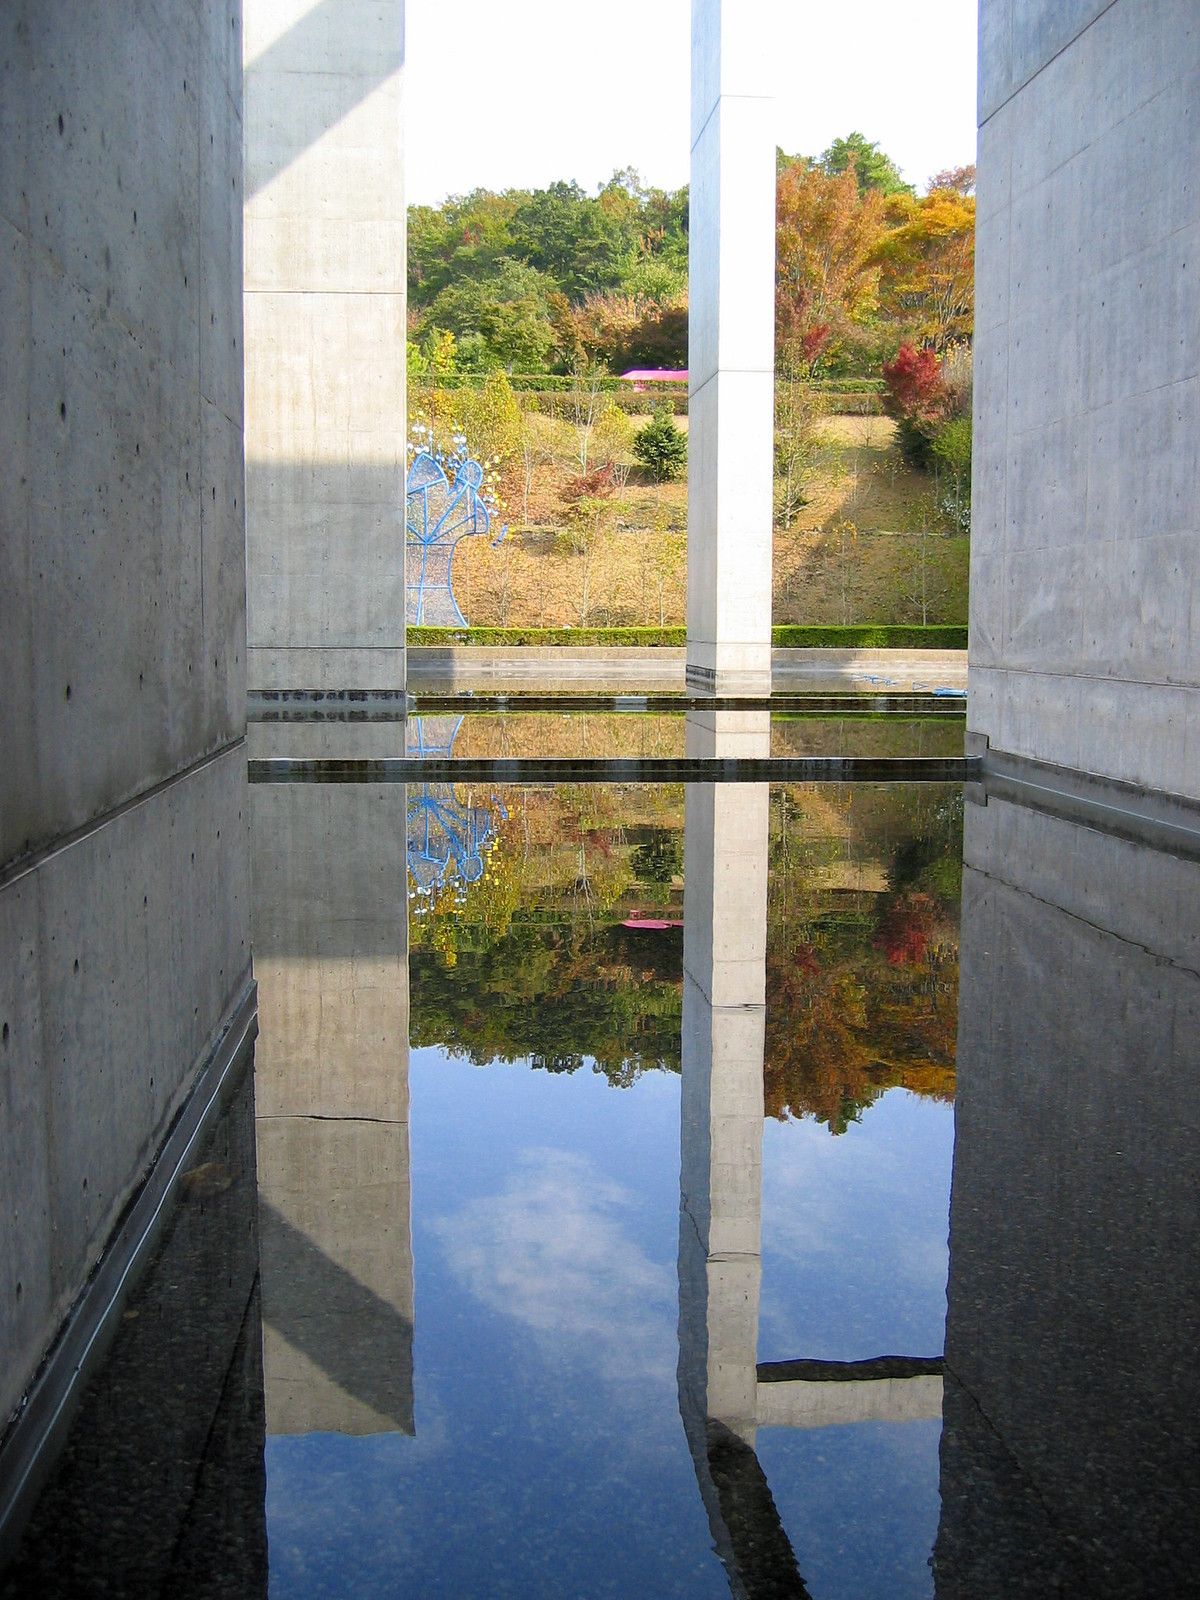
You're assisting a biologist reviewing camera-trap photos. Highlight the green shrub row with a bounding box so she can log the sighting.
[407,625,967,650]
[771,625,967,649]
[408,626,688,647]
[518,389,689,417]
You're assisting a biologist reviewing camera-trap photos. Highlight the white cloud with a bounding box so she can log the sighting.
[430,1148,677,1383]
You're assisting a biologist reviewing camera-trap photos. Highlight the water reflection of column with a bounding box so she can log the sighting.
[680,712,770,1446]
[251,781,413,1438]
[679,715,809,1597]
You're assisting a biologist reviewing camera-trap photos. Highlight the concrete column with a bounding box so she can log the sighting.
[970,1,1200,799]
[250,779,413,1437]
[687,1,776,697]
[243,0,406,694]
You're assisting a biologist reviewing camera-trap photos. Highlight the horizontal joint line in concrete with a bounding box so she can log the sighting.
[0,739,247,893]
[242,288,405,297]
[690,91,776,153]
[688,367,774,401]
[256,1113,409,1127]
[979,0,1122,127]
[970,663,1197,694]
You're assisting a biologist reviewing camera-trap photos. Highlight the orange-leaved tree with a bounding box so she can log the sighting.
[775,156,888,374]
[871,178,976,350]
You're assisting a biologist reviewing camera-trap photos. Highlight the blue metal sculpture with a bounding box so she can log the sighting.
[405,435,497,626]
[406,717,505,898]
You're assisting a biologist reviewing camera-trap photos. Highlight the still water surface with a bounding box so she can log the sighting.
[7,717,1199,1598]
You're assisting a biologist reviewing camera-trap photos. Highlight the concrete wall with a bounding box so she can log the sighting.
[686,1,775,696]
[243,0,406,694]
[938,792,1200,1595]
[971,0,1200,798]
[0,4,251,1428]
[2,1066,266,1596]
[251,779,413,1437]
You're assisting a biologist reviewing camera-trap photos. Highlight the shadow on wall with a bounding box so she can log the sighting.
[243,0,404,200]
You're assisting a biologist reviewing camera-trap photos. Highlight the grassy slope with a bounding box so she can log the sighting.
[445,414,969,630]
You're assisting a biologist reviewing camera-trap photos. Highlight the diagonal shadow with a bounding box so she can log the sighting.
[258,1198,414,1435]
[244,0,403,199]
[704,1420,813,1600]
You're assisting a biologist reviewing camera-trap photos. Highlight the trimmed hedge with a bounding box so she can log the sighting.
[515,389,688,417]
[771,625,967,649]
[408,626,687,647]
[408,625,967,650]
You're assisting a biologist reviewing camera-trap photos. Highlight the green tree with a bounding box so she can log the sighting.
[633,406,687,482]
[425,258,557,372]
[820,132,913,196]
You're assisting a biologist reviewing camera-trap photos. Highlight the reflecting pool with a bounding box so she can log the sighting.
[5,721,1199,1599]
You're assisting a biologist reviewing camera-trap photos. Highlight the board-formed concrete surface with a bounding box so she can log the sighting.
[0,4,251,1429]
[686,1,775,696]
[243,0,406,694]
[970,0,1200,799]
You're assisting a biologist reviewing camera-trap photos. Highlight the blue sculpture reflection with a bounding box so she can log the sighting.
[406,717,504,898]
[405,437,498,626]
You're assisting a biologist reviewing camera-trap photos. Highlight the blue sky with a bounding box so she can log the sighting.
[407,0,978,206]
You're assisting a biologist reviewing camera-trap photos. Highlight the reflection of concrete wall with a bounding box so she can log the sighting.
[1,4,250,1427]
[970,3,1200,797]
[251,780,413,1436]
[938,794,1200,1596]
[244,0,406,693]
[1,1065,266,1597]
[757,1374,942,1431]
[686,2,774,697]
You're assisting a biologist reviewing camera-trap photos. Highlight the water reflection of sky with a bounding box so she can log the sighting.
[265,1053,949,1599]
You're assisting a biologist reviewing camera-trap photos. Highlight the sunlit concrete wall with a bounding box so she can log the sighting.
[243,0,406,693]
[0,4,251,1427]
[686,1,775,697]
[970,1,1200,798]
[251,782,413,1437]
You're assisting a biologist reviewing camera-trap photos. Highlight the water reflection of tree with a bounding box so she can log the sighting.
[408,783,963,1121]
[409,787,687,1084]
[764,784,961,1132]
[410,921,684,1082]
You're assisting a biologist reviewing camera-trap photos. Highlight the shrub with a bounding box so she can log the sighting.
[562,462,616,503]
[931,415,972,535]
[881,343,948,467]
[633,406,688,482]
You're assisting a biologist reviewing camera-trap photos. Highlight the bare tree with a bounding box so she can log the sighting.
[571,359,604,472]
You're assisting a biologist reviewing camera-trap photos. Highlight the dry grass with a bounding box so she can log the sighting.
[449,411,968,628]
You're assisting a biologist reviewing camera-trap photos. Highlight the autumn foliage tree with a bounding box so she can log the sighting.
[872,181,976,350]
[775,156,888,373]
[881,342,948,464]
